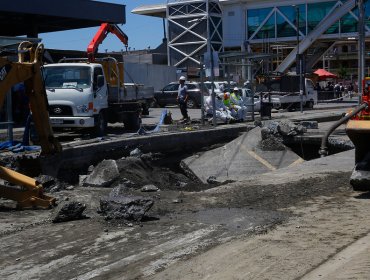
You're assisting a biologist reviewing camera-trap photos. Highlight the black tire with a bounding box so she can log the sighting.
[306,100,314,109]
[352,183,370,192]
[124,113,141,131]
[92,111,107,137]
[142,103,150,116]
[186,98,197,109]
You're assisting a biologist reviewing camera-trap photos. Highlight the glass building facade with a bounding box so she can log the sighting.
[247,0,370,42]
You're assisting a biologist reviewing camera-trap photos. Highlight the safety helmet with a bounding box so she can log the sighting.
[233,87,239,91]
[224,92,230,99]
[179,76,186,81]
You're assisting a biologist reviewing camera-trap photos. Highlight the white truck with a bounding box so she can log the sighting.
[43,57,154,135]
[256,75,318,111]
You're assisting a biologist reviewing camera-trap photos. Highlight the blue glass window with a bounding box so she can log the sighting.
[307,2,335,32]
[247,8,272,38]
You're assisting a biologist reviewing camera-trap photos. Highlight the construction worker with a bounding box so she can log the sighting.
[205,91,234,123]
[230,87,247,121]
[177,76,190,122]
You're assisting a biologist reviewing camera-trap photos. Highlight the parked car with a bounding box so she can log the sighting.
[203,81,226,95]
[154,81,209,109]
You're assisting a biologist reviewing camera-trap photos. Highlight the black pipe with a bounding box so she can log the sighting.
[319,102,368,157]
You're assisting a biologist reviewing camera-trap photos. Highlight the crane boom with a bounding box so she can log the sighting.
[87,23,128,62]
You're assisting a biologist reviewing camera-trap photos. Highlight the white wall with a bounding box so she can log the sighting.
[222,4,245,48]
[124,63,177,91]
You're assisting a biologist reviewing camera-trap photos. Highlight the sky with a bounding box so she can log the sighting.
[40,1,165,52]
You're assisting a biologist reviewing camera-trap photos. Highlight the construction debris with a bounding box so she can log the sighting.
[99,186,154,221]
[52,201,87,223]
[83,159,120,187]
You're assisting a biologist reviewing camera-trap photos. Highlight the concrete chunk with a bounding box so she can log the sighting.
[99,186,154,221]
[52,201,87,223]
[83,159,119,188]
[181,127,303,184]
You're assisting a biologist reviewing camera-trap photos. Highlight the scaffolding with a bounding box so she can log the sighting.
[166,0,223,68]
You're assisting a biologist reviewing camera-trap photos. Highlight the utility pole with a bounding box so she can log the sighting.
[358,0,365,105]
[295,5,304,113]
[200,55,205,125]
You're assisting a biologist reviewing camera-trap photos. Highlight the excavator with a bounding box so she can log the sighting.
[0,41,61,208]
[320,78,370,191]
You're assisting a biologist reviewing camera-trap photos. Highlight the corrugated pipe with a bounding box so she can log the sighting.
[319,102,368,157]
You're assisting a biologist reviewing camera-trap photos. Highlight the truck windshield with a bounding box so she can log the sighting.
[44,66,91,90]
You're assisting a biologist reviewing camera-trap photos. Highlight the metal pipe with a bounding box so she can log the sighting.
[319,102,368,157]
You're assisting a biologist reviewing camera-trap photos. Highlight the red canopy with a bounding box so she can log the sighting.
[314,69,337,79]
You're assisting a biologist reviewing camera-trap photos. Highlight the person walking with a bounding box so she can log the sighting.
[177,76,189,122]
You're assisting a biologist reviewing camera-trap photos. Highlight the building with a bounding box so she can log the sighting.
[133,0,370,80]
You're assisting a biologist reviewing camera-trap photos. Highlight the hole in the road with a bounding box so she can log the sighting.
[285,139,353,161]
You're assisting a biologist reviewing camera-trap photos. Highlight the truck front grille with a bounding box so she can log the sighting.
[48,105,73,116]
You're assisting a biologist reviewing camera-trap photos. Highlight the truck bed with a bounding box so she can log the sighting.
[108,84,154,103]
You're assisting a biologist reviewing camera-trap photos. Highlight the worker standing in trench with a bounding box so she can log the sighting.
[177,76,190,123]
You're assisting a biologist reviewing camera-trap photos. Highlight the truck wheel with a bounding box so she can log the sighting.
[306,101,314,109]
[93,111,107,137]
[186,98,197,109]
[124,113,141,131]
[142,103,150,116]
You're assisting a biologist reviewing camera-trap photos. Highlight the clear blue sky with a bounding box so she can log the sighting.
[40,1,165,52]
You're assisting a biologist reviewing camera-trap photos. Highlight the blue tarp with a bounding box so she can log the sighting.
[136,109,168,135]
[0,141,40,153]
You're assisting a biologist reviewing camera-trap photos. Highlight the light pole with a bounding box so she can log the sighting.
[295,5,304,113]
[358,0,365,105]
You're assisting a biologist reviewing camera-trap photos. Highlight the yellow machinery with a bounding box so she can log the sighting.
[0,42,61,208]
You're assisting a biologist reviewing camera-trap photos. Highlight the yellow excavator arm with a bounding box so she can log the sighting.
[0,42,61,209]
[0,42,61,154]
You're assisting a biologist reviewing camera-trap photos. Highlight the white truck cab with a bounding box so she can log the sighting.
[44,63,108,132]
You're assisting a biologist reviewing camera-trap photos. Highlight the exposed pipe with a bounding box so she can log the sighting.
[319,102,368,157]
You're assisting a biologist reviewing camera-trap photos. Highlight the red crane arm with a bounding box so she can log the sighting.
[87,23,129,62]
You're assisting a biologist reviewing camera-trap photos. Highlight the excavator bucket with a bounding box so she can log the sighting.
[0,166,55,209]
[346,119,370,191]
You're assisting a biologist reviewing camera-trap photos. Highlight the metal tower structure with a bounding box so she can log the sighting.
[167,0,223,68]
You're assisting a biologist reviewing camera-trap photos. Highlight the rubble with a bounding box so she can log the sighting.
[130,148,142,157]
[83,159,120,187]
[35,174,70,193]
[52,201,87,223]
[262,120,307,138]
[140,184,159,192]
[300,121,318,129]
[99,186,154,221]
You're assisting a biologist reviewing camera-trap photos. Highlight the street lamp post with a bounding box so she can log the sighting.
[295,5,304,113]
[358,0,365,105]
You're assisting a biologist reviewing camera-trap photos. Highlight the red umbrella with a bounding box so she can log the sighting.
[314,69,337,79]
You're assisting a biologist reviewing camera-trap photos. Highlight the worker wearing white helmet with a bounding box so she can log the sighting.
[177,76,189,122]
[205,87,234,123]
[230,86,247,121]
